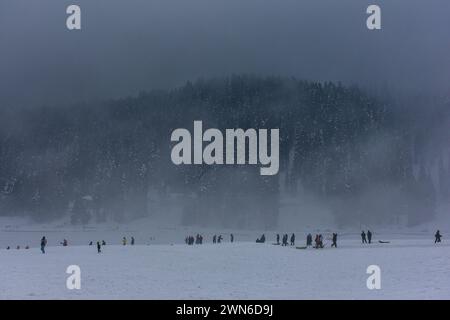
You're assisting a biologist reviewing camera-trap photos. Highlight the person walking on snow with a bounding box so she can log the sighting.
[276,234,280,245]
[306,233,312,247]
[282,234,288,246]
[290,233,295,246]
[40,236,47,254]
[131,237,135,245]
[97,241,102,253]
[435,230,442,243]
[314,234,323,248]
[367,230,372,244]
[122,237,127,246]
[331,233,337,248]
[361,231,367,244]
[230,234,234,243]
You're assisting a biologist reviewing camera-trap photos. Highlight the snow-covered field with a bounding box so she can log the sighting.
[1,233,449,299]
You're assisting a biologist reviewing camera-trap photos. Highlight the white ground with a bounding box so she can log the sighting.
[1,234,449,299]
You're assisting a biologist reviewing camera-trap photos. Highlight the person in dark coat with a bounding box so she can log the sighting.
[131,237,135,245]
[331,233,337,248]
[40,236,47,254]
[367,230,372,244]
[230,234,234,243]
[97,241,101,253]
[218,235,223,243]
[290,233,295,246]
[361,231,367,244]
[314,234,324,248]
[213,235,217,244]
[435,230,442,243]
[276,234,280,245]
[102,240,106,246]
[306,233,312,247]
[282,234,288,246]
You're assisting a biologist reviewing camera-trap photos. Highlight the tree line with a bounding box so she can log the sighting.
[0,75,448,228]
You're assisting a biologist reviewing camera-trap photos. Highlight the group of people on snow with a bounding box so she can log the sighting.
[213,234,223,243]
[185,233,235,245]
[273,232,338,248]
[6,245,30,250]
[185,234,203,245]
[88,240,106,253]
[274,233,296,246]
[36,236,131,254]
[361,230,373,244]
[275,233,331,249]
[89,240,106,246]
[121,236,135,246]
[3,229,445,253]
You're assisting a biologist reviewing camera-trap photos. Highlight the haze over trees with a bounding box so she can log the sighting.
[0,75,448,228]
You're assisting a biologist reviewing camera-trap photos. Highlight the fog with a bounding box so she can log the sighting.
[0,1,449,229]
[1,0,449,108]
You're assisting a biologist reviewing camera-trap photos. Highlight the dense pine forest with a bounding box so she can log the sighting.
[0,75,448,228]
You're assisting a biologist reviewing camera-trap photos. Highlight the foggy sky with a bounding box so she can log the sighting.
[1,0,449,108]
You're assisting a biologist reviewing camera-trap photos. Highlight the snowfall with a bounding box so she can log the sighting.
[0,214,449,300]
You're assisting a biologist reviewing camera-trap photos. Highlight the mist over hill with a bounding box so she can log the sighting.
[0,75,448,229]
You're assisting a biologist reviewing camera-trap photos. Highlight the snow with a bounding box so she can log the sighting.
[0,215,449,299]
[1,235,449,299]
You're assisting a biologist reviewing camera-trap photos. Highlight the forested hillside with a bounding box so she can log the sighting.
[0,76,448,228]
